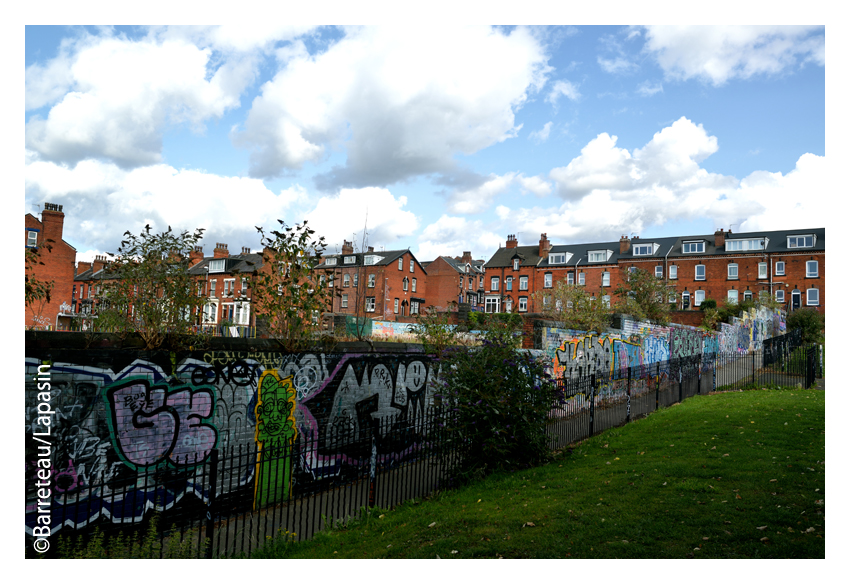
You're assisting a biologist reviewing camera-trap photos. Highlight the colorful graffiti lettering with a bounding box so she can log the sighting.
[253,371,297,508]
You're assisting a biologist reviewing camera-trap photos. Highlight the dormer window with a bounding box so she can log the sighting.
[787,234,815,248]
[682,241,705,254]
[726,238,766,251]
[344,255,356,264]
[325,257,338,266]
[513,258,520,271]
[364,255,380,265]
[209,259,225,273]
[632,244,658,256]
[588,250,611,263]
[548,253,567,265]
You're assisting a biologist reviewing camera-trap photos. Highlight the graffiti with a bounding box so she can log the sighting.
[203,350,282,369]
[254,371,297,508]
[104,380,218,470]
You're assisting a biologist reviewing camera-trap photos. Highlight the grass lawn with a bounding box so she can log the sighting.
[254,389,825,559]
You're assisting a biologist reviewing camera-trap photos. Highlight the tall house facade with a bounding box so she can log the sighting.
[421,251,486,311]
[25,203,77,329]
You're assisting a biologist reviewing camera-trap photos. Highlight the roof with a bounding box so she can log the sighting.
[317,249,428,272]
[187,252,264,276]
[438,256,485,275]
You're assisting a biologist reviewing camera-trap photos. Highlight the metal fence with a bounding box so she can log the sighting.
[28,343,822,558]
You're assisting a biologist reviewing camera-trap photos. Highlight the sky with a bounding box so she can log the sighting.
[23,23,826,264]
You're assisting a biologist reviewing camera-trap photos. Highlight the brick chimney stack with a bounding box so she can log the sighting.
[189,245,204,267]
[506,234,518,249]
[461,251,473,264]
[619,235,630,254]
[715,228,726,248]
[538,233,550,260]
[77,261,92,275]
[342,240,354,255]
[41,202,65,245]
[92,255,108,274]
[214,243,229,258]
[367,246,374,253]
[241,246,251,254]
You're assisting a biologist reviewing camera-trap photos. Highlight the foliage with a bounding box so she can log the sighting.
[786,308,825,344]
[434,338,555,485]
[250,220,332,351]
[531,280,613,333]
[56,516,204,558]
[413,307,461,357]
[100,225,207,350]
[25,242,54,307]
[467,311,523,347]
[699,298,717,311]
[613,268,676,325]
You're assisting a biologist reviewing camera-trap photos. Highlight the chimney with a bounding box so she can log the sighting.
[461,251,473,264]
[367,246,374,253]
[715,228,726,248]
[538,233,550,260]
[77,261,92,275]
[40,202,65,244]
[241,246,251,254]
[92,254,108,274]
[189,245,204,267]
[342,240,354,255]
[506,234,518,249]
[619,235,630,254]
[214,243,229,258]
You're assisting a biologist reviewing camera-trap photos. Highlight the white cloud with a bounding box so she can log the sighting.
[303,187,419,252]
[25,32,263,167]
[636,80,663,97]
[151,25,316,54]
[546,80,580,106]
[233,26,552,185]
[416,215,501,262]
[597,56,639,75]
[529,121,553,143]
[643,25,824,86]
[517,175,552,197]
[24,154,304,253]
[446,173,517,214]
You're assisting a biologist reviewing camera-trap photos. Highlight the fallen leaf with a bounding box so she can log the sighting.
[436,554,441,559]
[451,550,458,554]
[756,526,767,530]
[622,540,629,544]
[760,537,769,542]
[815,500,824,505]
[428,522,436,528]
[805,527,815,533]
[523,522,536,528]
[702,537,709,540]
[769,479,777,483]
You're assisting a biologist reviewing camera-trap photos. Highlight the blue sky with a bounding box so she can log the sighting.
[23,23,825,264]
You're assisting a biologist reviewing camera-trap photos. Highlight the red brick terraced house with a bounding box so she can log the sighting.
[420,251,486,311]
[25,203,78,330]
[483,228,825,316]
[318,241,428,321]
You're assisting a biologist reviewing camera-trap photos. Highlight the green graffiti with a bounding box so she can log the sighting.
[253,371,297,509]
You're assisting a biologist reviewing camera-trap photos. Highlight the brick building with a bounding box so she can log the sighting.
[25,203,77,329]
[484,228,825,316]
[420,252,486,311]
[318,241,428,320]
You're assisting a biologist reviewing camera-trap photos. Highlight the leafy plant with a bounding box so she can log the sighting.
[613,268,677,325]
[100,225,208,349]
[531,280,613,333]
[250,220,332,351]
[413,307,460,357]
[25,241,55,328]
[433,338,555,485]
[786,308,824,345]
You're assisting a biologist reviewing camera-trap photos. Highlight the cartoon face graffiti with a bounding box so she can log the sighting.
[254,371,297,447]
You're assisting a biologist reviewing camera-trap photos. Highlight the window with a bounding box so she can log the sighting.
[210,280,216,297]
[368,274,376,287]
[513,258,520,271]
[807,289,819,305]
[655,265,663,278]
[412,278,417,292]
[410,259,414,272]
[775,261,785,276]
[27,230,38,247]
[806,261,818,278]
[365,297,376,312]
[410,301,420,315]
[787,235,814,248]
[542,295,550,308]
[403,277,408,291]
[468,278,473,290]
[519,297,528,312]
[743,291,752,301]
[726,239,766,251]
[602,272,610,287]
[485,297,500,313]
[633,244,654,256]
[695,290,705,306]
[695,265,706,281]
[341,294,348,308]
[353,273,359,287]
[209,259,225,273]
[602,295,610,308]
[328,274,334,288]
[776,290,785,303]
[241,278,248,294]
[343,274,350,287]
[728,289,738,303]
[479,276,483,287]
[758,263,768,279]
[325,257,337,266]
[544,273,552,288]
[364,255,379,265]
[728,263,738,279]
[567,273,574,285]
[682,241,704,253]
[549,253,566,264]
[202,302,217,324]
[506,277,513,291]
[344,255,356,264]
[394,298,399,313]
[578,272,585,285]
[491,276,499,291]
[588,251,608,262]
[519,276,528,290]
[669,265,678,279]
[398,258,403,270]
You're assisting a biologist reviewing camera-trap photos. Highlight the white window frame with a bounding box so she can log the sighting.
[353,273,359,287]
[27,230,38,247]
[490,276,499,291]
[728,263,738,279]
[578,272,585,285]
[368,274,376,288]
[669,265,678,280]
[209,259,226,273]
[341,294,348,308]
[344,255,356,264]
[694,290,705,306]
[505,298,512,312]
[807,288,819,306]
[325,257,337,266]
[506,277,513,291]
[513,258,520,271]
[410,259,414,273]
[394,298,399,314]
[758,263,768,279]
[410,301,420,315]
[398,258,403,270]
[567,273,574,285]
[209,280,217,297]
[775,261,785,276]
[364,255,379,266]
[519,276,528,291]
[588,250,609,263]
[632,244,655,256]
[806,261,818,278]
[695,265,706,281]
[202,302,218,324]
[365,297,376,312]
[484,296,500,313]
[602,272,610,287]
[412,278,417,292]
[544,273,552,288]
[602,295,610,308]
[775,289,785,303]
[548,253,567,265]
[726,239,766,252]
[223,278,235,297]
[728,289,738,303]
[343,273,350,287]
[743,291,752,302]
[403,277,409,291]
[682,241,705,254]
[787,235,815,248]
[241,278,248,294]
[655,266,663,278]
[519,297,528,312]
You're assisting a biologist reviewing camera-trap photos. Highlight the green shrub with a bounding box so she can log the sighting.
[433,338,555,485]
[786,308,825,344]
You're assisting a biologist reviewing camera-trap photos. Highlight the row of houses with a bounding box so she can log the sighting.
[25,202,825,331]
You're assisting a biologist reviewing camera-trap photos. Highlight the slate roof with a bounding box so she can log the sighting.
[317,249,428,273]
[187,252,264,276]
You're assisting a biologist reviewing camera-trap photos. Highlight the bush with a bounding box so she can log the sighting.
[786,308,825,344]
[433,338,555,485]
[699,298,717,311]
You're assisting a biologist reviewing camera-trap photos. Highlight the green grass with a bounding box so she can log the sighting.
[253,389,825,559]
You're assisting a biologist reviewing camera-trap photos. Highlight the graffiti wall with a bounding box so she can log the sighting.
[25,348,438,535]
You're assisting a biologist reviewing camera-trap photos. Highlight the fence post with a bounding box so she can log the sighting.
[655,362,659,411]
[752,350,756,386]
[204,448,218,559]
[678,361,683,403]
[589,374,596,437]
[368,427,378,508]
[626,367,631,423]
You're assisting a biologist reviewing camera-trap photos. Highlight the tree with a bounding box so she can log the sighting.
[613,268,677,325]
[786,308,824,345]
[531,281,613,333]
[25,242,55,328]
[250,220,333,351]
[101,225,207,349]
